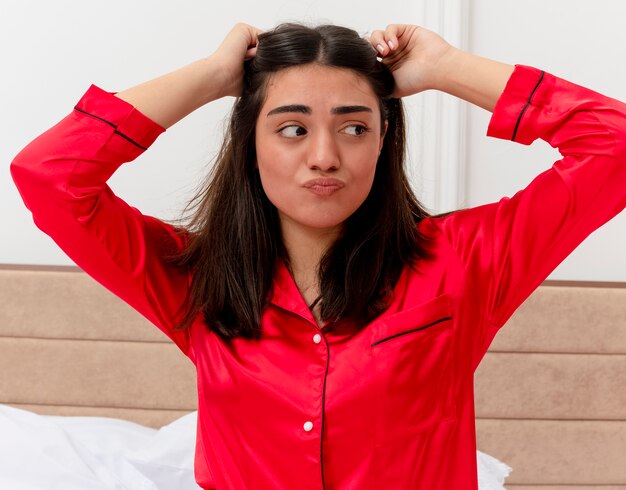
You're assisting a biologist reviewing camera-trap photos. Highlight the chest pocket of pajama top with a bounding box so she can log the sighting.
[370,294,456,445]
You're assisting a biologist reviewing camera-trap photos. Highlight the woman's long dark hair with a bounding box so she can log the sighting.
[171,23,431,340]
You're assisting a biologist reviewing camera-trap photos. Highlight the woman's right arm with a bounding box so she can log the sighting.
[115,23,261,128]
[10,23,260,358]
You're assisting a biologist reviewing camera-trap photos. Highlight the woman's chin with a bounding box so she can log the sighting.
[278,211,348,236]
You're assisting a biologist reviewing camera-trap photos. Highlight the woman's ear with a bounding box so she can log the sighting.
[379,120,389,153]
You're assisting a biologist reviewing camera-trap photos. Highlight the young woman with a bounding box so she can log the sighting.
[11,22,626,489]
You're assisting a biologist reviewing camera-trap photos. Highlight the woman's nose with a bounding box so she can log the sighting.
[307,130,340,171]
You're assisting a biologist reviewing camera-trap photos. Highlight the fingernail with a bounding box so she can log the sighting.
[376,44,385,54]
[387,40,394,49]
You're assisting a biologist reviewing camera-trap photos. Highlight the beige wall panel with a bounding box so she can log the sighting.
[0,337,196,409]
[475,352,626,419]
[491,286,626,354]
[9,403,193,428]
[476,419,626,484]
[507,487,626,490]
[0,269,168,342]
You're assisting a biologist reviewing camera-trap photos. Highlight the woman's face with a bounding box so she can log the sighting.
[255,64,387,240]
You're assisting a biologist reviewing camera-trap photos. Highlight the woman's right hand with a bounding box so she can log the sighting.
[211,23,263,98]
[115,23,263,128]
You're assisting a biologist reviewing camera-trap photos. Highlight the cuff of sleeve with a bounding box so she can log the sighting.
[75,84,166,150]
[487,65,547,144]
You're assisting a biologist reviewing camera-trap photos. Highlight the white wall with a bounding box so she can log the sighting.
[1,0,436,265]
[466,0,626,281]
[2,0,624,281]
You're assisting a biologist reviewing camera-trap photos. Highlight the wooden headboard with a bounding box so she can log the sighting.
[475,281,626,488]
[1,264,625,486]
[0,264,196,428]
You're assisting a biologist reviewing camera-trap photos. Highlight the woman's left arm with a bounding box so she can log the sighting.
[371,25,626,362]
[368,24,514,111]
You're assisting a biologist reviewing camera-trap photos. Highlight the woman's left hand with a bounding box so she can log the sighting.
[369,24,515,111]
[368,24,458,98]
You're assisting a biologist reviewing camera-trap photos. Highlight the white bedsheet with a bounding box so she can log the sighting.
[0,404,511,489]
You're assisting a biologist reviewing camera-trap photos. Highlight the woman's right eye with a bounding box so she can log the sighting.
[278,125,307,138]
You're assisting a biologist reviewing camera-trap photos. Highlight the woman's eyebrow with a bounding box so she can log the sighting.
[266,104,373,117]
[331,105,373,115]
[267,104,311,116]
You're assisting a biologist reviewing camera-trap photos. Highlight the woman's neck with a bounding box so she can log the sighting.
[280,218,340,325]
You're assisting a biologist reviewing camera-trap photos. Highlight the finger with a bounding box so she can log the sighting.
[368,29,390,57]
[383,24,403,51]
[243,25,262,47]
[245,46,257,60]
[250,26,263,44]
[248,27,264,56]
[232,23,262,51]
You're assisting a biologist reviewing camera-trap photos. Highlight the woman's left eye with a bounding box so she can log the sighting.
[342,124,370,136]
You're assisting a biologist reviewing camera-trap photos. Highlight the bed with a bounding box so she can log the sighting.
[1,264,624,488]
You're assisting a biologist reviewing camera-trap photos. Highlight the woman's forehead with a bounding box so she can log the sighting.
[261,64,379,112]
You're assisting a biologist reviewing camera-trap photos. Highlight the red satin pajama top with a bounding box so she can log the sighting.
[11,65,626,489]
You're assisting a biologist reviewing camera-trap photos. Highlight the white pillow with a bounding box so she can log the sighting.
[46,410,199,489]
[0,404,133,489]
[477,449,513,489]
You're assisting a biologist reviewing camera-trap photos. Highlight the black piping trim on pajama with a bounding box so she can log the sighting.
[511,70,545,142]
[319,326,331,490]
[371,316,452,347]
[73,106,148,150]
